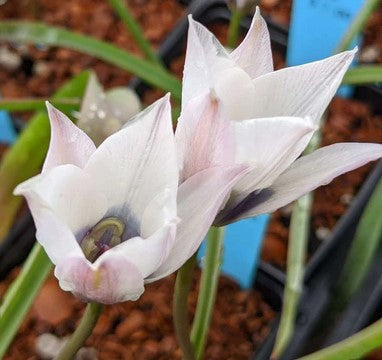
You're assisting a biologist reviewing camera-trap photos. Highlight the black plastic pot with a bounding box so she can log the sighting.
[322,245,382,347]
[254,160,382,359]
[0,214,35,280]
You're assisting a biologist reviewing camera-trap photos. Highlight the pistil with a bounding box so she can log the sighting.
[81,217,125,262]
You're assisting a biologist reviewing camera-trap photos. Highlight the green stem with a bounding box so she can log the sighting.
[107,0,162,66]
[191,226,224,360]
[298,317,382,360]
[271,193,312,359]
[336,0,380,53]
[55,303,102,360]
[0,97,80,112]
[227,9,243,48]
[0,21,181,100]
[0,244,52,358]
[173,256,197,360]
[271,126,322,359]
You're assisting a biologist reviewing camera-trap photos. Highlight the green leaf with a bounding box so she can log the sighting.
[335,0,380,53]
[0,71,90,240]
[298,317,382,360]
[0,244,52,358]
[191,226,225,360]
[0,21,181,100]
[334,177,382,310]
[0,98,81,112]
[107,0,162,66]
[342,65,382,85]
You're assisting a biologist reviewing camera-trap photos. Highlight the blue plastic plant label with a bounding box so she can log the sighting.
[288,0,365,65]
[0,110,16,144]
[197,214,270,289]
[287,0,365,96]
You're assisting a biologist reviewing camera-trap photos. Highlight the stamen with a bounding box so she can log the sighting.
[81,217,125,262]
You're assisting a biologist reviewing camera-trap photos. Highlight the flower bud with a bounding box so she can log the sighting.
[77,74,142,146]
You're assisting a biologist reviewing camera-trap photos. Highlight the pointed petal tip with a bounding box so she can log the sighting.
[164,92,171,102]
[276,116,317,133]
[13,177,37,196]
[156,93,171,113]
[45,101,56,114]
[254,5,261,16]
[187,14,195,24]
[45,101,62,122]
[13,182,24,196]
[340,46,357,60]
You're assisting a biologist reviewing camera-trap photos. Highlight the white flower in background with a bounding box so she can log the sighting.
[77,74,142,146]
[14,98,244,303]
[180,9,382,225]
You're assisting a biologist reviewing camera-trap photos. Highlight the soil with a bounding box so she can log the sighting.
[0,0,382,359]
[2,268,275,360]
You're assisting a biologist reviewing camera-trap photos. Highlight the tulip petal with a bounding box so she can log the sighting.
[55,221,177,303]
[176,93,234,181]
[182,17,257,121]
[55,254,145,304]
[231,7,273,79]
[147,165,246,282]
[15,164,107,239]
[182,16,233,107]
[250,49,356,125]
[214,66,256,121]
[140,188,177,239]
[85,95,178,231]
[31,207,82,265]
[222,143,382,223]
[43,103,96,171]
[228,116,316,205]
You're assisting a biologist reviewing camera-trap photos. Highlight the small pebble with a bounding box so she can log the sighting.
[33,61,51,77]
[75,347,98,360]
[35,333,62,359]
[359,45,380,63]
[315,227,331,241]
[0,46,21,71]
[340,193,353,205]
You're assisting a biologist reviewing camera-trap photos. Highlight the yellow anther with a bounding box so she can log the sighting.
[91,217,125,237]
[80,236,99,263]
